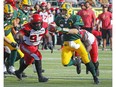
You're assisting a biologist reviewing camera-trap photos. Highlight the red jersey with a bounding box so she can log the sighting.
[79,29,98,63]
[79,29,96,45]
[77,9,96,28]
[98,11,112,29]
[19,22,48,46]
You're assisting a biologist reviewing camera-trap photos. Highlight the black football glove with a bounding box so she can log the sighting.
[10,42,18,48]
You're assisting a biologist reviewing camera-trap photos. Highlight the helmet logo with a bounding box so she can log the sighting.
[65,4,70,9]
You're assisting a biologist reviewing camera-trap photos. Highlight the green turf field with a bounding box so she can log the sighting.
[4,48,112,87]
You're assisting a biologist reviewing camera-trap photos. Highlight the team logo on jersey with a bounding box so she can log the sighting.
[59,19,65,27]
[23,17,26,21]
[80,19,82,23]
[68,19,73,27]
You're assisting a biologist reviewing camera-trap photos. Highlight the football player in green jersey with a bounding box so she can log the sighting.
[4,0,30,77]
[12,0,33,32]
[4,4,24,74]
[54,2,99,84]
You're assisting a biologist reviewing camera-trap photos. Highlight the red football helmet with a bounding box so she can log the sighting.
[5,0,16,7]
[40,2,47,10]
[31,14,43,30]
[40,2,47,7]
[31,14,42,23]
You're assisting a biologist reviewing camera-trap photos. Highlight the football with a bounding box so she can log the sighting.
[48,22,57,32]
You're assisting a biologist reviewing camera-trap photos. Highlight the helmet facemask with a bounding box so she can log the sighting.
[61,3,72,18]
[41,6,46,10]
[40,2,47,11]
[31,22,42,31]
[4,4,14,20]
[4,13,13,20]
[22,5,31,13]
[20,0,33,13]
[30,14,43,31]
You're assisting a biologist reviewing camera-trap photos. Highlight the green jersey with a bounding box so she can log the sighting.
[13,9,30,31]
[55,14,84,41]
[17,9,29,26]
[4,17,15,36]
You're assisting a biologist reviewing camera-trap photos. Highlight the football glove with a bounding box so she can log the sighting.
[10,42,18,48]
[56,26,69,33]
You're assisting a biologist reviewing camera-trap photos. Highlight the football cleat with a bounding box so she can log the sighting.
[39,76,48,82]
[93,76,99,84]
[8,66,15,74]
[75,58,81,74]
[22,72,27,78]
[4,64,8,74]
[15,70,22,80]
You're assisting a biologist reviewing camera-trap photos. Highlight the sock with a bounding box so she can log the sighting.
[67,59,75,66]
[15,52,21,62]
[35,60,43,78]
[4,52,10,63]
[9,50,17,66]
[93,61,99,71]
[18,59,28,74]
[85,61,96,76]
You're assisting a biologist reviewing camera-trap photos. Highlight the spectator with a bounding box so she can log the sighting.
[97,4,112,51]
[77,1,96,33]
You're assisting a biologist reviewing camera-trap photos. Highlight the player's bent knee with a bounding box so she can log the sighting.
[62,61,69,66]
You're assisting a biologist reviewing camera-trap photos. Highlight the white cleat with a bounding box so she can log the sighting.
[4,64,8,74]
[8,66,15,74]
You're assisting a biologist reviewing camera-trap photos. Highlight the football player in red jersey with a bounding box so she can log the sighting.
[15,14,53,82]
[75,29,99,76]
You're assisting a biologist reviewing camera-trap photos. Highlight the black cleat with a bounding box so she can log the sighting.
[42,69,45,73]
[93,76,99,84]
[4,71,8,74]
[75,58,81,74]
[15,70,22,80]
[39,76,48,82]
[22,72,27,78]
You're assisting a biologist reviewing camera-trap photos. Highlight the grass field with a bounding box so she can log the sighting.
[4,47,112,87]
